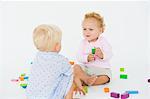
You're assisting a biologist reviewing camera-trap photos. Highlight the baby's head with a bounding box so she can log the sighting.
[33,24,62,52]
[82,12,105,42]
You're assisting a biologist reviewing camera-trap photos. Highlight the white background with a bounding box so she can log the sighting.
[0,1,150,99]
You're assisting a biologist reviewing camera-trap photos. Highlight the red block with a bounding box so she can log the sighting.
[110,92,120,98]
[121,93,129,99]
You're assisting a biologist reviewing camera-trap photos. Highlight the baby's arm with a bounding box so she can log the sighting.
[101,40,112,60]
[95,39,112,61]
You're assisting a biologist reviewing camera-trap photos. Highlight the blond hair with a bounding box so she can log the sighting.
[33,24,62,52]
[84,12,105,33]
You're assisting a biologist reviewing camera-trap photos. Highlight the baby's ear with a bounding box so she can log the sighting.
[99,28,103,33]
[55,42,61,52]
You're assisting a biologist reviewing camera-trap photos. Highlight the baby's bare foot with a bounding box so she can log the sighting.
[86,75,98,86]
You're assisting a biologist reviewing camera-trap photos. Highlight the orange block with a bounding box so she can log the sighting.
[19,76,24,81]
[104,87,110,93]
[69,61,74,65]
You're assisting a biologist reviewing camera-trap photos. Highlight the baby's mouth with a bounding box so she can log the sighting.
[86,35,90,37]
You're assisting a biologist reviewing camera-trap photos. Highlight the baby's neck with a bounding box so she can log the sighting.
[88,37,98,43]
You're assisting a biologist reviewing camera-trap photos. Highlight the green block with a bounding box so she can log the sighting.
[21,73,26,76]
[120,68,125,72]
[20,83,27,87]
[83,86,88,93]
[92,48,96,54]
[20,83,28,89]
[120,74,127,79]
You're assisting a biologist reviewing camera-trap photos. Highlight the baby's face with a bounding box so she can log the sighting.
[82,18,102,42]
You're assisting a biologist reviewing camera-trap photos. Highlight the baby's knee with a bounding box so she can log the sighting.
[73,64,81,73]
[73,64,81,69]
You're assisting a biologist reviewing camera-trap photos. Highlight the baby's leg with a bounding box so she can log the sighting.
[85,66,111,86]
[65,83,75,99]
[74,76,83,89]
[73,65,110,86]
[87,75,110,86]
[73,64,90,83]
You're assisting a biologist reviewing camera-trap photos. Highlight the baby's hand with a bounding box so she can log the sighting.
[95,48,103,59]
[74,77,86,95]
[87,54,95,62]
[74,86,85,95]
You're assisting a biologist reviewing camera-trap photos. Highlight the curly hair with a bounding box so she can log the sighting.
[84,12,105,33]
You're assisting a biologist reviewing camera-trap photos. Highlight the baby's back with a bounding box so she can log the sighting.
[26,51,72,99]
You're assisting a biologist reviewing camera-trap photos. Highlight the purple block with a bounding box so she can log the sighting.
[110,92,120,98]
[148,79,150,83]
[121,93,129,99]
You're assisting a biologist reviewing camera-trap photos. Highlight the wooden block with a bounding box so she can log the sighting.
[20,83,27,89]
[110,92,120,98]
[73,85,88,94]
[69,61,74,65]
[24,76,29,80]
[19,76,24,81]
[148,79,150,83]
[83,86,88,93]
[125,90,139,94]
[11,79,19,82]
[104,87,110,93]
[121,93,129,99]
[92,48,96,54]
[120,74,128,79]
[21,73,26,76]
[120,68,125,72]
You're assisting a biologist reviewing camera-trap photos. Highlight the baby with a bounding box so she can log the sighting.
[74,12,113,90]
[26,24,74,99]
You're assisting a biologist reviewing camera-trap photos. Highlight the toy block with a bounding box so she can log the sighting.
[20,83,27,89]
[110,92,120,98]
[120,68,125,72]
[24,76,29,80]
[121,93,129,99]
[125,90,139,94]
[83,86,88,93]
[11,79,19,82]
[92,48,96,54]
[73,85,88,94]
[21,73,26,76]
[120,74,128,79]
[73,85,77,91]
[19,76,24,81]
[69,61,74,65]
[104,87,110,93]
[148,79,150,83]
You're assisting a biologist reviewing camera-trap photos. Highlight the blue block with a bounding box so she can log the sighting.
[126,91,139,94]
[22,86,27,89]
[24,76,29,80]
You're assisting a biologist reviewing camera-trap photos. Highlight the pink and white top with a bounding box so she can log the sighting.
[76,35,113,68]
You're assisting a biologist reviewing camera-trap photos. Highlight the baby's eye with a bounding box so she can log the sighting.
[83,28,86,30]
[89,28,93,31]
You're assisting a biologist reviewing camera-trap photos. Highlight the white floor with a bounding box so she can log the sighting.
[1,75,150,99]
[72,73,150,99]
